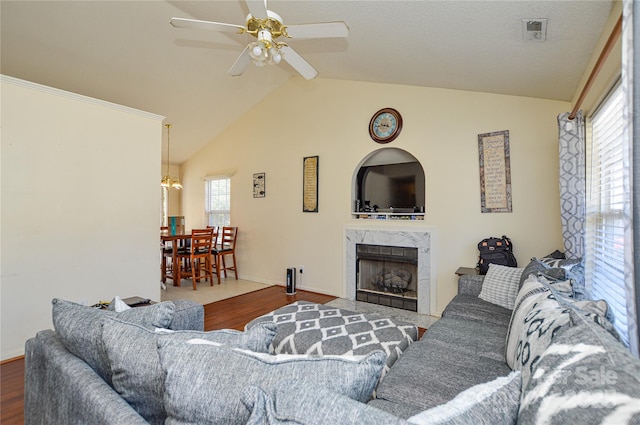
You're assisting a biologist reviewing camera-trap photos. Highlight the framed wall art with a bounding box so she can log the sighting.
[253,172,265,198]
[302,156,319,212]
[478,130,512,213]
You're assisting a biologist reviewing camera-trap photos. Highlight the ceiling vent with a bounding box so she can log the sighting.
[522,19,547,42]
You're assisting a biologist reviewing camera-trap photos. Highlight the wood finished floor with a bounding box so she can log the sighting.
[0,285,426,424]
[0,286,336,425]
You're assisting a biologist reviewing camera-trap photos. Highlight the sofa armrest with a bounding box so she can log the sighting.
[25,330,148,425]
[168,299,204,331]
[458,275,485,296]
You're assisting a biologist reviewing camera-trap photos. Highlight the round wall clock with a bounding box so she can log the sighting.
[369,108,403,144]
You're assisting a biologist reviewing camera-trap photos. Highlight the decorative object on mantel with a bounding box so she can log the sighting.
[302,156,319,212]
[369,108,403,144]
[160,123,183,190]
[253,172,265,198]
[478,130,512,213]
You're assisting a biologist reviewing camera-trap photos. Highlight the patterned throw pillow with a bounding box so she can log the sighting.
[241,380,409,425]
[102,317,278,425]
[406,371,522,425]
[245,301,418,377]
[539,256,585,287]
[518,311,640,424]
[157,339,386,425]
[478,264,524,310]
[505,275,593,366]
[51,298,175,384]
[504,277,608,388]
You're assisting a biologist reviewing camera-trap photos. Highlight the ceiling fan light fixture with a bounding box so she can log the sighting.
[171,0,348,79]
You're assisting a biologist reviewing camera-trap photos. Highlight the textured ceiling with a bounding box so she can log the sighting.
[1,0,614,164]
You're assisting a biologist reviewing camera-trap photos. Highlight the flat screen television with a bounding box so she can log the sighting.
[356,161,425,211]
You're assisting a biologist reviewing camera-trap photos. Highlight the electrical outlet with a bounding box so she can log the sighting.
[299,266,304,274]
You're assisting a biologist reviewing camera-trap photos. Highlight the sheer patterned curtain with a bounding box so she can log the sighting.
[557,111,586,259]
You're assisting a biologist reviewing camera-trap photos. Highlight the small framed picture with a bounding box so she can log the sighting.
[253,172,265,198]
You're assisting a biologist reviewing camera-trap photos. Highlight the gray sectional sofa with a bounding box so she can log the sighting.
[25,263,640,425]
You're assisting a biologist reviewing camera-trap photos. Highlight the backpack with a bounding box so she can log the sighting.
[477,235,517,275]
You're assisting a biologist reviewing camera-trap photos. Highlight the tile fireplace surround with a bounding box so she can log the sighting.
[344,223,436,315]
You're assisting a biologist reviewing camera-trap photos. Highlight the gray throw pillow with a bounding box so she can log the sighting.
[406,371,522,425]
[519,258,550,288]
[51,298,175,384]
[519,311,640,424]
[157,338,386,425]
[102,317,277,425]
[241,380,409,425]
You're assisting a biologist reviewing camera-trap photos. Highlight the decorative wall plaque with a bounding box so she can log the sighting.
[253,172,265,198]
[303,156,319,212]
[478,130,512,213]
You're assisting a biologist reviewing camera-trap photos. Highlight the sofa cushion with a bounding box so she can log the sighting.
[101,317,277,425]
[51,298,175,384]
[519,311,640,424]
[157,338,386,425]
[441,294,512,327]
[367,399,424,419]
[376,318,512,410]
[406,371,521,425]
[478,264,523,310]
[241,380,409,425]
[166,299,205,331]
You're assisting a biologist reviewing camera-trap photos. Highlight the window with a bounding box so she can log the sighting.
[205,177,231,227]
[585,82,630,347]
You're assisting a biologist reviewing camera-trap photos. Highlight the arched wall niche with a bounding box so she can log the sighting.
[351,148,425,214]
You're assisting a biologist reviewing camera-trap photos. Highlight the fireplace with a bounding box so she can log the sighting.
[345,224,434,315]
[356,244,418,311]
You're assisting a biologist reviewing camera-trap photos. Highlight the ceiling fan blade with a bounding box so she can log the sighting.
[285,22,349,39]
[170,17,245,33]
[246,0,268,20]
[280,45,318,80]
[228,46,252,77]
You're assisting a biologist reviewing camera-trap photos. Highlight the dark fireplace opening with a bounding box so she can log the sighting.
[356,244,418,312]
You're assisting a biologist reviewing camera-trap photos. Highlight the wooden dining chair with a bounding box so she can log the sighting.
[160,226,172,283]
[212,226,238,284]
[176,228,215,290]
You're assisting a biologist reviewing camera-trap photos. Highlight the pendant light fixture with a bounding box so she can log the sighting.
[161,123,183,190]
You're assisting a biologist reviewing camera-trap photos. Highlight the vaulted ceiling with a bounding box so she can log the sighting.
[1,1,614,163]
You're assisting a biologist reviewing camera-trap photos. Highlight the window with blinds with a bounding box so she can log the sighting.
[585,82,630,347]
[205,177,231,227]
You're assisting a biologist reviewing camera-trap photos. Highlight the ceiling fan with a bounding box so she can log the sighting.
[170,0,349,80]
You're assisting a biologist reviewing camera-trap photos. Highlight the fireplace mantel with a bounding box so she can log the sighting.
[344,223,436,315]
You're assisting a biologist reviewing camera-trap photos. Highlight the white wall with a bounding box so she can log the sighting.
[0,76,164,360]
[181,78,569,315]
